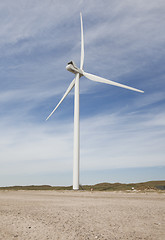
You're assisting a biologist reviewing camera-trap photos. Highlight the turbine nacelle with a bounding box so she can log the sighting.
[66,61,83,76]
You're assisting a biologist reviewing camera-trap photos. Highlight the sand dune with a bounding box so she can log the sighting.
[0,190,164,240]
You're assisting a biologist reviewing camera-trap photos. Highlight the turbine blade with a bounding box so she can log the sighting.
[46,78,75,120]
[80,12,84,70]
[83,71,144,93]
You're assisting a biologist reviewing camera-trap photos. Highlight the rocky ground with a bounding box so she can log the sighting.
[0,190,164,240]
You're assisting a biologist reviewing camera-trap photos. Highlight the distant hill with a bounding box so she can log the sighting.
[82,181,165,191]
[0,181,165,191]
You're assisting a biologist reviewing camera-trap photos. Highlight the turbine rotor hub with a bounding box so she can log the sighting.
[66,61,83,76]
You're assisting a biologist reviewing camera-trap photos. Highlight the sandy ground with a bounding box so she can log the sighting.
[0,190,164,240]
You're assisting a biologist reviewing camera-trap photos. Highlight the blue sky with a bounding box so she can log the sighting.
[0,0,165,186]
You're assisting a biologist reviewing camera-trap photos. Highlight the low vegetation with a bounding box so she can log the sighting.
[0,181,165,191]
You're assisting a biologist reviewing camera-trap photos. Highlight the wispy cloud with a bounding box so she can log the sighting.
[0,108,164,176]
[0,0,165,186]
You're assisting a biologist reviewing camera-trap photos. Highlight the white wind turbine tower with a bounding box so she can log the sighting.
[46,13,144,190]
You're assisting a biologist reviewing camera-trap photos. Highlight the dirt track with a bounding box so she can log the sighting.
[0,190,164,240]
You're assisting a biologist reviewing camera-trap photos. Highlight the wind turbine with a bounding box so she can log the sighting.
[46,13,144,190]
